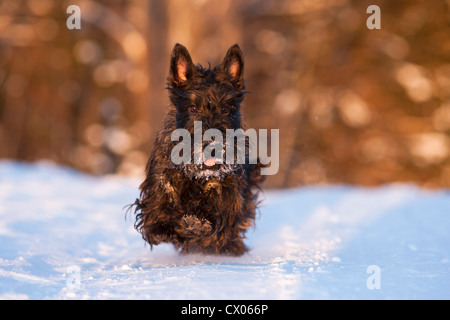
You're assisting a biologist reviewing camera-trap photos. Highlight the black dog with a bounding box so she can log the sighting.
[133,44,264,256]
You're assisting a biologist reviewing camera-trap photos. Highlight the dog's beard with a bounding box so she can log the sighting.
[170,139,247,181]
[175,162,242,181]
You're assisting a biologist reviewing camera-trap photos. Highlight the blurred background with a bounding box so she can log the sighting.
[1,0,449,189]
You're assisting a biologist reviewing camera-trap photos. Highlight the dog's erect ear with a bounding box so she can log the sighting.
[169,43,195,87]
[222,44,244,91]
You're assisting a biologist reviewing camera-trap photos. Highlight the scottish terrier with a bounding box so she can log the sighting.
[132,43,265,256]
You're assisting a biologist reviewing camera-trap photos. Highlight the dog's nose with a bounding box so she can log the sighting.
[202,120,212,130]
[200,116,217,131]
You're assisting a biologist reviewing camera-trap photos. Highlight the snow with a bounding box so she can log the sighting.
[0,160,449,300]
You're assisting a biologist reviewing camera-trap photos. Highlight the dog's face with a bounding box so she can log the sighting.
[167,44,247,180]
[168,44,245,131]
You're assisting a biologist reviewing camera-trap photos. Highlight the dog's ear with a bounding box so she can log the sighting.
[222,44,244,91]
[169,43,195,87]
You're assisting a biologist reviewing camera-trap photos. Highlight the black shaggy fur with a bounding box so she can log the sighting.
[132,43,265,256]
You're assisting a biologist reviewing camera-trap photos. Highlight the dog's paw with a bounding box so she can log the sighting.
[180,215,212,237]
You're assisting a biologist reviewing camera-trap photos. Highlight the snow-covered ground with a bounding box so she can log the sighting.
[0,160,449,300]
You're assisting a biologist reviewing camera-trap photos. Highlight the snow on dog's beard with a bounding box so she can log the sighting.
[172,139,245,181]
[180,163,241,181]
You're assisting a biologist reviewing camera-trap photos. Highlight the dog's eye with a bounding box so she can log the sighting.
[189,105,197,113]
[221,106,230,115]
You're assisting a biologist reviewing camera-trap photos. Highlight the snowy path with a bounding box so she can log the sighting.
[0,161,449,299]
